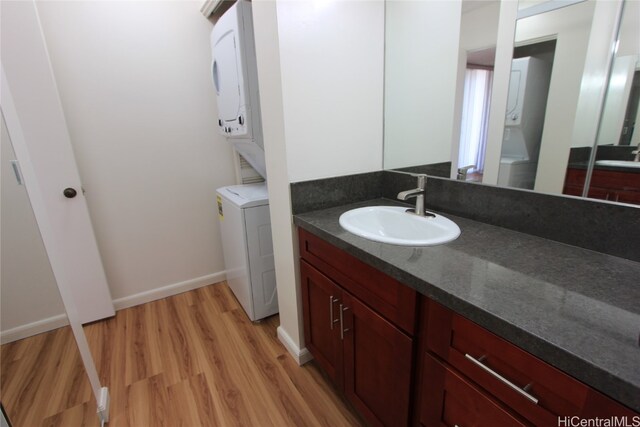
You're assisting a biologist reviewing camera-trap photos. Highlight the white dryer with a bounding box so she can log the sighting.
[210,1,266,178]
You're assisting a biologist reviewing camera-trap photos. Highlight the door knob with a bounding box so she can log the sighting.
[63,187,77,198]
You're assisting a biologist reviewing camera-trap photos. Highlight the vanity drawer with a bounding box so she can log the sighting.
[298,228,417,335]
[426,300,637,425]
[419,353,527,427]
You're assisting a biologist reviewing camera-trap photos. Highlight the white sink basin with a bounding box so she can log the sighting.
[595,160,640,169]
[339,206,460,246]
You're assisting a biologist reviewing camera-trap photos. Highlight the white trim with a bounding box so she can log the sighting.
[0,314,69,345]
[112,271,227,311]
[0,272,227,344]
[517,0,586,20]
[277,326,313,365]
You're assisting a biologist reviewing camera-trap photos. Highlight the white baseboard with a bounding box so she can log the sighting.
[277,326,313,365]
[0,313,69,344]
[1,272,226,344]
[112,271,227,311]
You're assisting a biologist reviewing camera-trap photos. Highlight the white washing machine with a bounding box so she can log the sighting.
[498,156,538,190]
[216,183,277,321]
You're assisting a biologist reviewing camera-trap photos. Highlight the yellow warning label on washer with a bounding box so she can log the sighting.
[217,195,224,220]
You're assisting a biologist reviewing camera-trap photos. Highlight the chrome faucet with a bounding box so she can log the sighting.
[397,174,432,217]
[457,164,475,181]
[632,143,640,162]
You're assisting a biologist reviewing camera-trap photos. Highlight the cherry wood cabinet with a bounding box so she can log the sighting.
[563,167,640,204]
[419,354,528,427]
[299,260,344,388]
[415,299,638,426]
[299,229,417,427]
[342,291,413,427]
[299,228,418,334]
[298,228,638,427]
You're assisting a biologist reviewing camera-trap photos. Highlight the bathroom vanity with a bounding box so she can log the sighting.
[299,228,417,426]
[294,196,640,426]
[564,166,640,205]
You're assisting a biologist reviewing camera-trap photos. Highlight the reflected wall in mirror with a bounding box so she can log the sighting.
[384,0,640,207]
[497,1,596,193]
[384,0,501,179]
[563,0,640,204]
[384,0,464,175]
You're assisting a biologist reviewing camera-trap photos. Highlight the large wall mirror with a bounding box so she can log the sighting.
[384,0,640,206]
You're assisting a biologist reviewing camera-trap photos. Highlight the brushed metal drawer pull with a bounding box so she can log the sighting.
[464,353,539,404]
[339,305,350,340]
[329,296,339,330]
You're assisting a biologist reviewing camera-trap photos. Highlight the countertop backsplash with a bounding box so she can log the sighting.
[291,170,640,262]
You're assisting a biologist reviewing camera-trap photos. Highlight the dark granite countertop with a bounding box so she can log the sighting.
[568,161,640,174]
[293,198,640,412]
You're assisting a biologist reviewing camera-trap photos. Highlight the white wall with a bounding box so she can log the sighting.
[252,0,385,360]
[251,0,304,362]
[35,1,235,305]
[1,113,67,341]
[384,0,462,170]
[460,1,501,54]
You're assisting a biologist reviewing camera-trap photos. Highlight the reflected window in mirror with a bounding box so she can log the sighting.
[454,1,500,183]
[458,64,493,183]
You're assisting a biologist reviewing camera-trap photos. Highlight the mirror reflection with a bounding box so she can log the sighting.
[499,0,596,193]
[563,0,640,204]
[455,1,500,182]
[384,0,640,206]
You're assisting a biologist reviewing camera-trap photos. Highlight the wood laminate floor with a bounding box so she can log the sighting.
[1,282,365,426]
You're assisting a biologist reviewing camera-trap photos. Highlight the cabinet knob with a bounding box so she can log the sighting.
[63,187,77,198]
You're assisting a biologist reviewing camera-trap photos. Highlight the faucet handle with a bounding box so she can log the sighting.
[387,169,428,179]
[457,164,475,181]
[388,169,427,190]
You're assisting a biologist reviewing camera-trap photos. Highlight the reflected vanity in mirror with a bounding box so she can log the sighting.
[384,0,640,206]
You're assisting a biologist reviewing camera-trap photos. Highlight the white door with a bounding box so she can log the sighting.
[1,1,114,324]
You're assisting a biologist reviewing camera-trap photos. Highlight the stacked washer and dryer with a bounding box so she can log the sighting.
[211,1,277,321]
[498,57,552,190]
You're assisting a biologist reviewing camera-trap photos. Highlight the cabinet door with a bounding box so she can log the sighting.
[419,354,527,427]
[300,260,344,388]
[342,292,413,427]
